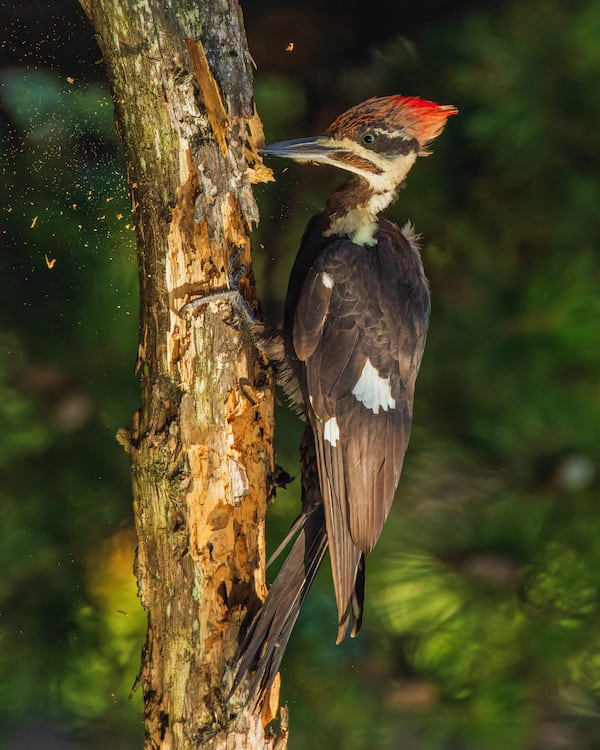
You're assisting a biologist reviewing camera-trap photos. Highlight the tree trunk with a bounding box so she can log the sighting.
[78,1,284,747]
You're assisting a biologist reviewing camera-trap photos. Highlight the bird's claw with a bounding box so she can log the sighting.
[178,247,257,330]
[228,246,247,288]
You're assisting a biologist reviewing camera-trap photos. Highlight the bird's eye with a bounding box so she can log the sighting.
[362,132,376,145]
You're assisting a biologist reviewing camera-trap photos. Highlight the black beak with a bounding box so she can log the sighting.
[260,135,350,164]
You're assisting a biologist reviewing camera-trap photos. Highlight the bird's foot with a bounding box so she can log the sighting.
[180,249,293,395]
[178,247,257,330]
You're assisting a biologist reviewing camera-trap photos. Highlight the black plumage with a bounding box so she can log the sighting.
[292,215,430,639]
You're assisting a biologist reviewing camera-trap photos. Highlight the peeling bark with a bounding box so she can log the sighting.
[78,1,283,747]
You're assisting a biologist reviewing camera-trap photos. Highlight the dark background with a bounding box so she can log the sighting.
[1,1,600,748]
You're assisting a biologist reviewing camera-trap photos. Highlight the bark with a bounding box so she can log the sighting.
[78,1,284,747]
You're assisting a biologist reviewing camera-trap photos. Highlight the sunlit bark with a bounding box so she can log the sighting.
[78,1,283,746]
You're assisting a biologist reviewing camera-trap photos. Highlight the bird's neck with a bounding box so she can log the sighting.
[322,145,417,246]
[321,175,396,246]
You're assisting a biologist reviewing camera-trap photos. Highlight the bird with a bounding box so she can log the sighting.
[184,94,457,708]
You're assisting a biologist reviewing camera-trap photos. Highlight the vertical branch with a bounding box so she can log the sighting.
[78,0,283,747]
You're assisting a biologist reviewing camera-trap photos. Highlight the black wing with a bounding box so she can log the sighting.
[292,220,430,639]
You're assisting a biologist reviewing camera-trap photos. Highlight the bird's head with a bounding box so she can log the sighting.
[260,95,457,191]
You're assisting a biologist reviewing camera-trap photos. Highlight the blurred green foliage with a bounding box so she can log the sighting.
[2,0,600,748]
[0,69,144,747]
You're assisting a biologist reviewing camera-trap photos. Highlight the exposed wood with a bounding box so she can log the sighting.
[78,0,283,747]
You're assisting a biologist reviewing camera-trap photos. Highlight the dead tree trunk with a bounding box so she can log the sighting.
[78,1,284,747]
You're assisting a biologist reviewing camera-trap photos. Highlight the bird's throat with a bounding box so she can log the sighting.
[323,176,399,246]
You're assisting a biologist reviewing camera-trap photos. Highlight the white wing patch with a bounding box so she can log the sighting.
[352,358,396,414]
[323,417,340,446]
[321,272,335,289]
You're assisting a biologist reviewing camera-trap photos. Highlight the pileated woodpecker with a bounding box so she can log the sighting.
[183,95,457,707]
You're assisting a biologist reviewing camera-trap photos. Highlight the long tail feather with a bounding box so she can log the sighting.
[231,426,327,708]
[231,504,327,708]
